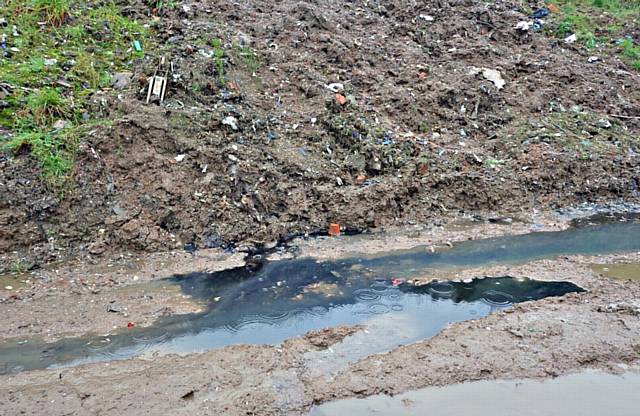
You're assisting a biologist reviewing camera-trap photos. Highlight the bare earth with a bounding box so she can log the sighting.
[1,214,639,415]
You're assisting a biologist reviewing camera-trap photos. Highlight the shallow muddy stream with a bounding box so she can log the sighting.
[1,214,639,374]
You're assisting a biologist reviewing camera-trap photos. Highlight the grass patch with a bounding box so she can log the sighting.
[547,0,640,70]
[0,0,152,186]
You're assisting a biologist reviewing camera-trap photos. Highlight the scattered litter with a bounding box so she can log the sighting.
[228,154,239,162]
[328,223,341,236]
[174,154,186,162]
[335,93,347,106]
[418,14,434,22]
[597,118,612,129]
[325,83,344,93]
[43,58,57,66]
[564,34,577,44]
[0,18,7,27]
[106,303,121,313]
[213,297,221,302]
[515,21,533,31]
[547,3,561,13]
[180,390,195,400]
[127,322,135,328]
[146,58,169,104]
[470,67,506,90]
[4,286,13,290]
[133,40,142,52]
[184,242,197,253]
[222,116,239,130]
[391,278,403,286]
[355,175,366,185]
[12,25,18,37]
[531,8,549,19]
[588,56,599,63]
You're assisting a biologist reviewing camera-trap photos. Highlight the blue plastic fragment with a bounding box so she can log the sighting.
[532,8,549,19]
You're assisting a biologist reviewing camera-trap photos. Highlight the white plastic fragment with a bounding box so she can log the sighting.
[515,21,533,31]
[564,34,577,44]
[222,116,238,130]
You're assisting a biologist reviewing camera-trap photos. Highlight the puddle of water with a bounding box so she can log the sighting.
[0,275,582,374]
[310,370,640,416]
[591,263,640,281]
[1,214,639,374]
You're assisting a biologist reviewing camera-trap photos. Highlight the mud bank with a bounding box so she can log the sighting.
[2,0,639,270]
[1,216,639,415]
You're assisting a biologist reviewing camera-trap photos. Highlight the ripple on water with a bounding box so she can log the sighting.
[354,289,381,301]
[481,290,515,306]
[427,281,455,297]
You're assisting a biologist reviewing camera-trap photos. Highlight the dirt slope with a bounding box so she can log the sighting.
[2,0,639,269]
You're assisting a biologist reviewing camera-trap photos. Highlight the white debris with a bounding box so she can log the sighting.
[469,67,506,90]
[419,14,435,21]
[228,154,239,162]
[515,21,533,31]
[325,83,344,93]
[222,116,238,130]
[174,154,186,162]
[44,58,57,66]
[564,34,577,44]
[588,56,599,63]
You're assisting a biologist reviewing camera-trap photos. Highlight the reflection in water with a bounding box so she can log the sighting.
[1,215,639,374]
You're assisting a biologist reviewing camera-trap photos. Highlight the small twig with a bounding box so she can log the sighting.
[610,114,640,120]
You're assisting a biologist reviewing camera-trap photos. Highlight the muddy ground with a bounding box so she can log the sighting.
[0,215,639,415]
[1,0,640,414]
[2,0,640,271]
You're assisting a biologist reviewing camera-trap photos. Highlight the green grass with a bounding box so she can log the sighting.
[548,0,640,70]
[234,44,260,75]
[211,38,226,85]
[0,1,152,186]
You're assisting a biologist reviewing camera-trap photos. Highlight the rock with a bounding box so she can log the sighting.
[111,72,133,90]
[597,118,612,129]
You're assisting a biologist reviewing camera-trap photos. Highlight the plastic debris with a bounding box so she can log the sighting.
[515,21,533,31]
[174,154,186,162]
[325,83,344,92]
[127,322,135,328]
[391,278,403,286]
[564,34,577,44]
[328,223,341,236]
[419,14,434,22]
[531,8,549,19]
[222,116,239,130]
[133,40,142,52]
[335,93,347,105]
[469,67,506,90]
[588,56,599,63]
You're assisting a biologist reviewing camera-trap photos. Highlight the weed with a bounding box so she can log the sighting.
[26,88,72,126]
[212,38,226,84]
[34,0,70,26]
[234,44,260,74]
[620,38,640,70]
[0,1,153,186]
[3,129,76,184]
[549,0,640,69]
